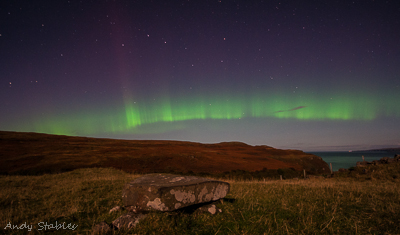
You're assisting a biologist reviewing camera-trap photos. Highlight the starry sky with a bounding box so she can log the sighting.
[1,0,400,151]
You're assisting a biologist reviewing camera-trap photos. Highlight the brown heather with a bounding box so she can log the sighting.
[0,131,330,176]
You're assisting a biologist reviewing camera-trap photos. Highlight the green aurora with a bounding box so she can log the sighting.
[19,90,400,136]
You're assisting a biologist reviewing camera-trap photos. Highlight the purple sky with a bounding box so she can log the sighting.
[1,0,399,151]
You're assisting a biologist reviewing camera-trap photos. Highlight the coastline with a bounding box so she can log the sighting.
[307,151,398,171]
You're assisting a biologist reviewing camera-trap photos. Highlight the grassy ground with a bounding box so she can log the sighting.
[1,167,400,234]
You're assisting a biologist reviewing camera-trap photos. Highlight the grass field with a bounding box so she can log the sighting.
[1,166,400,234]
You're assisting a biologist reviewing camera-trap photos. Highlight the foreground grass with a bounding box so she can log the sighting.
[1,168,400,234]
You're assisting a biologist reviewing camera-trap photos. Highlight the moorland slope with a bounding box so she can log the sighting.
[0,131,330,175]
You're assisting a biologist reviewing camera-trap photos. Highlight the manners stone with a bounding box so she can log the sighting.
[122,173,230,212]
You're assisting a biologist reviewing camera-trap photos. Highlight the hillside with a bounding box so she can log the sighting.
[0,131,330,175]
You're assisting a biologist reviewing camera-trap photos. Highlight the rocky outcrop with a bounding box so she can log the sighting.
[356,155,400,167]
[93,174,230,234]
[356,161,369,167]
[122,174,230,212]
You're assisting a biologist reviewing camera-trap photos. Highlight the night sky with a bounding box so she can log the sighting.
[1,0,400,151]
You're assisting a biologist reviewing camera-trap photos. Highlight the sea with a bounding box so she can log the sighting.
[307,151,399,172]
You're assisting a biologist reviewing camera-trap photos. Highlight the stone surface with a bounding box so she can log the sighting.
[92,221,112,235]
[195,203,223,215]
[111,212,147,230]
[122,173,230,212]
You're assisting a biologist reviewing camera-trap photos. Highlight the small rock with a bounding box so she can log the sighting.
[112,212,147,230]
[92,221,112,235]
[195,203,222,215]
[109,206,121,214]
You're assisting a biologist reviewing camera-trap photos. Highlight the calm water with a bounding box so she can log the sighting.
[307,151,398,171]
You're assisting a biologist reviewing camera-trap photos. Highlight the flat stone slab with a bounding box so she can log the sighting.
[122,173,230,212]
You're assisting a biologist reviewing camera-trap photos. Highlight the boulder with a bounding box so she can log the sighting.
[122,174,230,212]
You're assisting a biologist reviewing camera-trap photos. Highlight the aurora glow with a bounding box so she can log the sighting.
[1,0,400,151]
[14,90,398,137]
